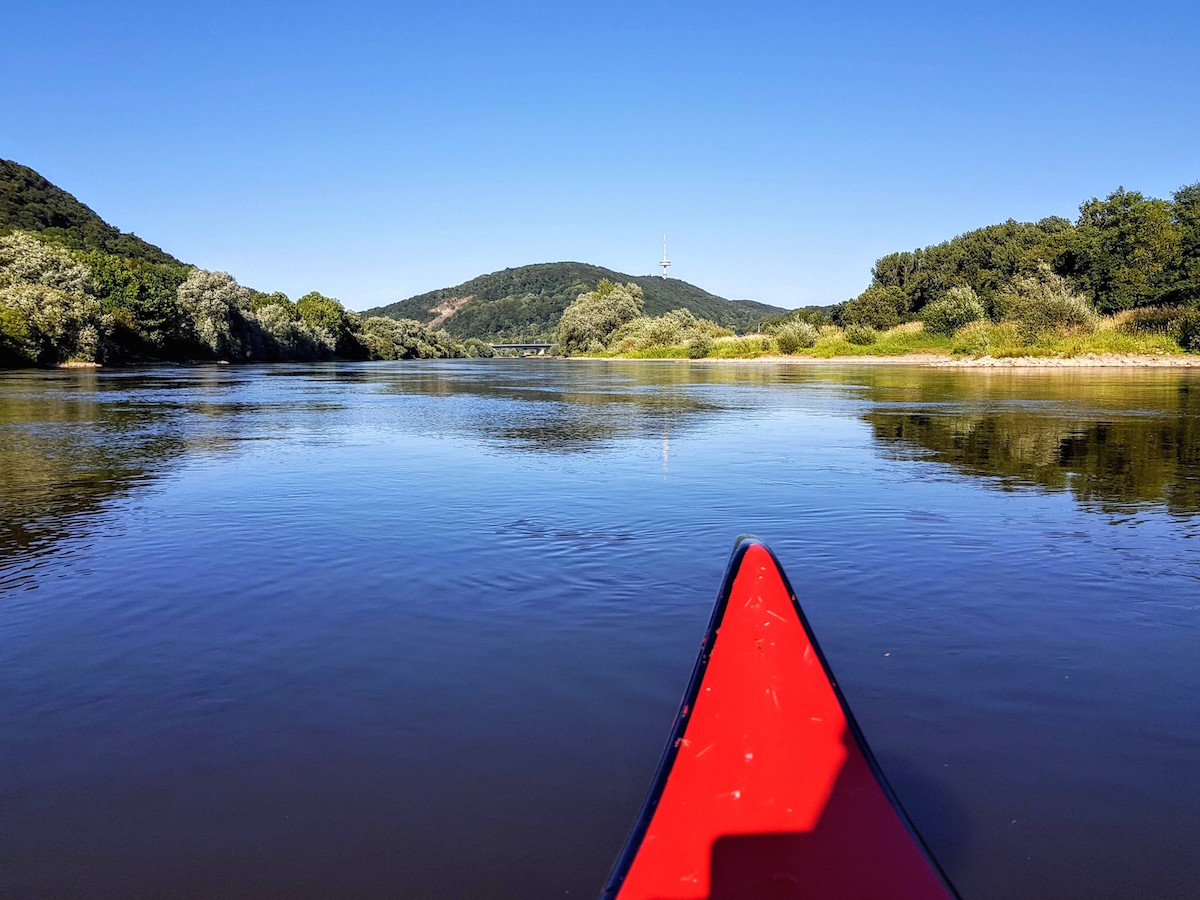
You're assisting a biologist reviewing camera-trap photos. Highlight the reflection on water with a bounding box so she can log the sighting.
[2,360,1199,899]
[860,370,1200,515]
[4,363,1200,578]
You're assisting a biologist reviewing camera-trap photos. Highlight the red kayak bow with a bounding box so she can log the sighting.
[601,538,957,900]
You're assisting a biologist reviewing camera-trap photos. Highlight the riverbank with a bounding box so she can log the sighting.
[689,352,1200,368]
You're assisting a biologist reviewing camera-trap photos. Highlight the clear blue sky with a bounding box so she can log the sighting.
[5,1,1198,310]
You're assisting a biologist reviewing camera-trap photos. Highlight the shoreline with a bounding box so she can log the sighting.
[634,352,1200,369]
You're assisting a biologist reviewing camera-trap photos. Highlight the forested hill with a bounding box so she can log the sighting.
[362,262,786,340]
[0,159,182,266]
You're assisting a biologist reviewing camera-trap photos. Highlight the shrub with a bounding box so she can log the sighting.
[606,308,727,355]
[687,334,713,358]
[774,321,819,354]
[462,338,495,358]
[1120,305,1186,335]
[1119,305,1200,353]
[995,266,1098,342]
[844,323,878,346]
[922,286,986,336]
[840,285,908,329]
[1179,310,1200,352]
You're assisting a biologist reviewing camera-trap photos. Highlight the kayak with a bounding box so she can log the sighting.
[600,538,958,899]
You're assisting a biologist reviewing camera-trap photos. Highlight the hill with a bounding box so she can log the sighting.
[362,262,786,340]
[0,159,183,266]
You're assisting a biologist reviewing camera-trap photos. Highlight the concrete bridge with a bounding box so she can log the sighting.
[490,343,554,355]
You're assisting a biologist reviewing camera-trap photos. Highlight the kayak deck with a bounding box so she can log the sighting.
[602,539,956,899]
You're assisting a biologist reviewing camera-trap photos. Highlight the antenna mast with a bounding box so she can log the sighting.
[660,235,671,279]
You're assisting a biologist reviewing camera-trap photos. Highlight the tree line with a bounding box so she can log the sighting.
[0,230,493,367]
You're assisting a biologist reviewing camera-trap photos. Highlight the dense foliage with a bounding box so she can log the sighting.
[921,286,986,336]
[838,285,908,329]
[0,229,472,367]
[552,280,645,354]
[993,266,1098,342]
[860,182,1200,319]
[773,320,819,352]
[364,262,784,341]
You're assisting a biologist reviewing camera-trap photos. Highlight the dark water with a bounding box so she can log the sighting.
[2,360,1199,899]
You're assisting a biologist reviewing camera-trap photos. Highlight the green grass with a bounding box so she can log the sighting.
[707,336,773,358]
[593,318,1193,361]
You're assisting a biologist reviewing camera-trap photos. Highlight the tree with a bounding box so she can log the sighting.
[552,280,644,354]
[1165,182,1200,305]
[79,250,189,350]
[297,291,355,353]
[0,230,91,293]
[176,269,249,359]
[839,285,907,329]
[1064,188,1183,311]
[0,282,109,364]
[921,285,986,335]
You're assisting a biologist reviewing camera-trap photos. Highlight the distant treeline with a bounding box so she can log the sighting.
[553,184,1200,360]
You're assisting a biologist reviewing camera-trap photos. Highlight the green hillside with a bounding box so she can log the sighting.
[362,262,785,340]
[0,159,182,266]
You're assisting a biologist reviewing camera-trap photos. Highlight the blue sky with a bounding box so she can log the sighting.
[4,1,1198,310]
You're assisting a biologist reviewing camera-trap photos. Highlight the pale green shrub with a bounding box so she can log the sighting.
[995,266,1098,342]
[687,334,713,358]
[774,321,819,353]
[844,323,878,345]
[922,286,986,336]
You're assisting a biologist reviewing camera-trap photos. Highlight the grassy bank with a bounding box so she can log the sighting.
[588,316,1188,361]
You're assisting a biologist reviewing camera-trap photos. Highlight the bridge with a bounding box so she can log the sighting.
[490,342,554,355]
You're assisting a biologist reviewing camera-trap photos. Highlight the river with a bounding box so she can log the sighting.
[2,360,1198,898]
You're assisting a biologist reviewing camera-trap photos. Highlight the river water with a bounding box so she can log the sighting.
[2,360,1198,898]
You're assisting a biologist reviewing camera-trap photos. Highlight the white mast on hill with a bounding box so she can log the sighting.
[660,235,671,279]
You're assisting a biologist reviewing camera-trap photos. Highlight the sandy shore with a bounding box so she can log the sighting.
[687,352,1200,368]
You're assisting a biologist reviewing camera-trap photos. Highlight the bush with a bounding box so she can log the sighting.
[1120,305,1200,353]
[995,266,1098,342]
[1120,305,1186,334]
[840,285,908,329]
[922,286,986,336]
[606,308,728,355]
[844,323,878,345]
[687,334,713,358]
[1180,310,1200,352]
[774,321,819,354]
[462,338,495,358]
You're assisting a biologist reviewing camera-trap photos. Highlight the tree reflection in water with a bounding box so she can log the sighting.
[863,371,1200,516]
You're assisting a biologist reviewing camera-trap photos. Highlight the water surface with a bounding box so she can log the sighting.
[2,361,1199,898]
